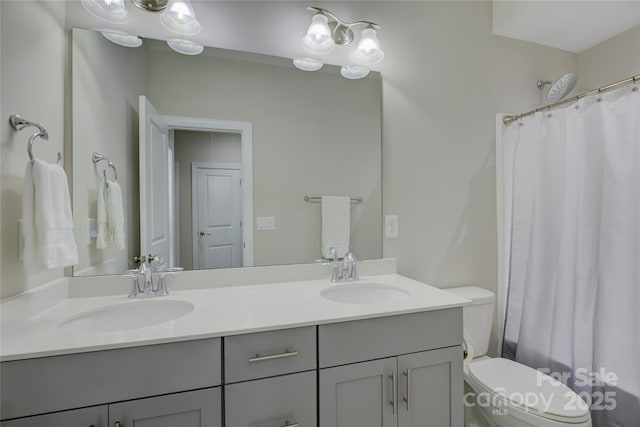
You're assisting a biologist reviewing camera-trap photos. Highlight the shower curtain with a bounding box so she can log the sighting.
[502,84,639,427]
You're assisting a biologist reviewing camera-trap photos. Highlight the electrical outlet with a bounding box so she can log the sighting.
[385,215,399,238]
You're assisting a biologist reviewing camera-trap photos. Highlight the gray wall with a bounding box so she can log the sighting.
[71,29,148,276]
[1,1,67,298]
[174,130,241,269]
[577,25,640,91]
[148,47,383,267]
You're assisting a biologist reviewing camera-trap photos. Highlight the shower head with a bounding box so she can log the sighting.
[537,73,578,103]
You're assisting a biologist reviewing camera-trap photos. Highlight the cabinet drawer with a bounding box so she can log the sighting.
[318,309,462,368]
[224,327,316,383]
[225,371,316,427]
[0,405,107,427]
[0,338,221,420]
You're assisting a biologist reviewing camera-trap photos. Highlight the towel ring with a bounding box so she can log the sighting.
[10,113,61,165]
[92,152,118,181]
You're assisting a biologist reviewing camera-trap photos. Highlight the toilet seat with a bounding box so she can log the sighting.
[465,358,591,424]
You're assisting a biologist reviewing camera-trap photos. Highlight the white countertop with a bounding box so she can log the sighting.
[0,274,469,362]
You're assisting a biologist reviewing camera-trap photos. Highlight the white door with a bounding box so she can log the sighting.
[139,95,171,266]
[192,163,243,269]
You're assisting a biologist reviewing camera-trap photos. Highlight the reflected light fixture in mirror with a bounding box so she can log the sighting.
[340,66,370,80]
[81,0,129,23]
[101,31,143,48]
[293,58,324,72]
[167,38,204,55]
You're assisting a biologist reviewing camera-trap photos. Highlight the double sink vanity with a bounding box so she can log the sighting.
[0,260,469,427]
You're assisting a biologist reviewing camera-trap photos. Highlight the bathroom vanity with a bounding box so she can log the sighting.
[0,270,468,427]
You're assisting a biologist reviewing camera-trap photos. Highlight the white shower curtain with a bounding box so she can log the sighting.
[502,84,639,427]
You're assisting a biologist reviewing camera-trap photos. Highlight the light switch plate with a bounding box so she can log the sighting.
[87,218,98,244]
[385,215,399,238]
[256,216,275,231]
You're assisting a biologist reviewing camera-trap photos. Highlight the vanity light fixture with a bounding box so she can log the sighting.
[297,7,383,79]
[101,31,143,48]
[81,0,129,23]
[293,58,324,72]
[159,0,201,36]
[340,66,370,80]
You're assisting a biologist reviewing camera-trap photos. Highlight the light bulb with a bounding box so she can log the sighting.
[81,0,128,23]
[302,13,335,54]
[353,27,384,66]
[160,0,201,36]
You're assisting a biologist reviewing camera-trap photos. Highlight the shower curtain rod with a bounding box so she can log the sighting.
[503,74,640,126]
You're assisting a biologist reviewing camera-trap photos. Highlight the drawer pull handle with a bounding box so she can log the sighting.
[389,371,397,415]
[403,368,412,411]
[248,349,298,363]
[283,420,299,427]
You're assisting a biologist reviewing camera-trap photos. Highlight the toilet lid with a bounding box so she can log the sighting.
[467,358,590,421]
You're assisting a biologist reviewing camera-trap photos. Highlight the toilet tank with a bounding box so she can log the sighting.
[446,286,495,357]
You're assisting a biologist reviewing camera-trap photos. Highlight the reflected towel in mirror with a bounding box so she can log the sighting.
[321,196,350,259]
[97,178,125,251]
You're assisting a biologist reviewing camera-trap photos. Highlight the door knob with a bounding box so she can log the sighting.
[199,231,212,236]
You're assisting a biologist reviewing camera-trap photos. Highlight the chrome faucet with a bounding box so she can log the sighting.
[125,254,172,298]
[329,248,359,283]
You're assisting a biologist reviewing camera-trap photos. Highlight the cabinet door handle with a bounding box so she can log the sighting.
[248,349,298,363]
[389,371,397,415]
[403,368,412,411]
[283,420,299,427]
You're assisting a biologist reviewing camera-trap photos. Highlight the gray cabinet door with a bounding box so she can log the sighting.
[0,405,107,427]
[319,357,398,427]
[225,371,316,427]
[108,387,221,427]
[397,347,463,427]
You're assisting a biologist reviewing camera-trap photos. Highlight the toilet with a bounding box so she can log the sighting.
[447,287,592,427]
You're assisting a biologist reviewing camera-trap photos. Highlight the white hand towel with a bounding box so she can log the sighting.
[321,196,350,259]
[22,159,79,272]
[97,178,125,251]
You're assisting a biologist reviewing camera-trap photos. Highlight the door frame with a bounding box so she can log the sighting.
[191,162,242,270]
[163,115,254,267]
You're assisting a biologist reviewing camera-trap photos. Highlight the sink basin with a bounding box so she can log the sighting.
[59,300,195,333]
[321,283,410,304]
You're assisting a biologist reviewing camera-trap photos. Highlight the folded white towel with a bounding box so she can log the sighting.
[321,196,350,259]
[96,178,125,251]
[22,159,79,272]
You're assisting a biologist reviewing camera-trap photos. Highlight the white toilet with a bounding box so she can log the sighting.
[447,286,592,427]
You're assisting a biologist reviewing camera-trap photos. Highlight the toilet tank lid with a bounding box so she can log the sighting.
[446,286,495,305]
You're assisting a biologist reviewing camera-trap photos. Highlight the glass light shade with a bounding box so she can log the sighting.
[81,0,128,23]
[352,27,384,65]
[302,14,335,54]
[167,39,204,55]
[293,58,323,72]
[160,0,201,36]
[340,66,370,80]
[101,31,142,48]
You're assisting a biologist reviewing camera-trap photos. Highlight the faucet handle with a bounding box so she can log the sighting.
[124,271,141,298]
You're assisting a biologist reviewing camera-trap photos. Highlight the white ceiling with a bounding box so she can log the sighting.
[493,0,640,53]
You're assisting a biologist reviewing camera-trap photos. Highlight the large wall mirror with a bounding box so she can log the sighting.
[71,28,382,276]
